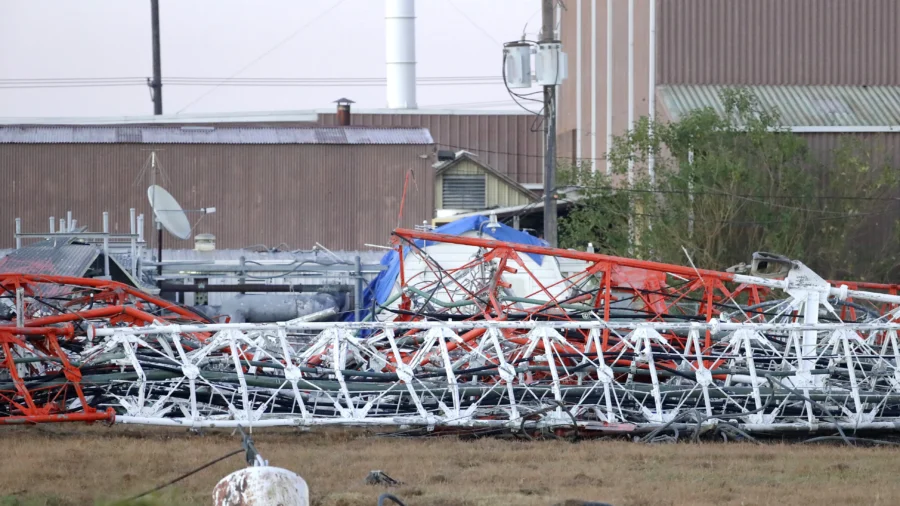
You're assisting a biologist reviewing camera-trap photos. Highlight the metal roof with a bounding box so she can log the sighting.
[0,108,527,127]
[659,85,900,129]
[0,126,434,145]
[0,245,100,277]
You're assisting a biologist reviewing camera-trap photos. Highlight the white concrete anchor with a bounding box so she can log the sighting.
[213,466,309,506]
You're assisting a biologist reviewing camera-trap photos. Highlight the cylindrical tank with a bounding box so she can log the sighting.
[194,233,216,251]
[219,293,341,323]
[213,466,308,506]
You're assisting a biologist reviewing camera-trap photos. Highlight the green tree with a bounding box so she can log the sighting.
[559,88,899,280]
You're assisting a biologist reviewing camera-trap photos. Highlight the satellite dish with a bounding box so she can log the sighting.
[147,185,191,240]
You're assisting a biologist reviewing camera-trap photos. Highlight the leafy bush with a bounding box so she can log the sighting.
[560,88,899,280]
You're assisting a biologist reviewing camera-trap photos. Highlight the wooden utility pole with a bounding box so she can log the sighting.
[150,0,163,115]
[541,0,558,247]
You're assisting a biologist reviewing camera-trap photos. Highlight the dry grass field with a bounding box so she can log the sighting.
[2,425,900,506]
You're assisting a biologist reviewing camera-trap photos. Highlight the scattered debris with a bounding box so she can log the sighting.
[366,471,403,487]
[4,231,900,442]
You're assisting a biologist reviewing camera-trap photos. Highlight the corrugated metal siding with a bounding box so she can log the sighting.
[557,0,577,140]
[558,0,653,166]
[0,126,433,145]
[559,0,900,167]
[658,0,900,86]
[803,133,900,276]
[556,129,578,166]
[319,113,544,184]
[0,143,434,251]
[660,85,900,127]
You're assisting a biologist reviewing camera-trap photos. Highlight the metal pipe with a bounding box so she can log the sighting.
[156,225,163,287]
[590,0,597,171]
[102,212,110,277]
[575,0,582,161]
[129,208,137,277]
[14,218,21,249]
[605,0,613,175]
[58,218,65,235]
[158,282,351,293]
[238,255,246,293]
[647,0,656,185]
[627,0,634,185]
[150,0,163,114]
[385,0,417,109]
[66,210,73,232]
[49,217,55,234]
[15,288,23,328]
[354,255,362,322]
[141,262,384,273]
[626,0,635,250]
[137,214,145,276]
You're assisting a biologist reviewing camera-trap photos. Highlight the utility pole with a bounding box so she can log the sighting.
[541,0,558,247]
[150,0,163,115]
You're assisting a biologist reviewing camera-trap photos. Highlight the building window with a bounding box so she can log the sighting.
[443,175,486,209]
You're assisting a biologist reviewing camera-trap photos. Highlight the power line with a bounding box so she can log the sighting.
[494,195,890,229]
[0,76,503,83]
[431,143,900,209]
[175,0,351,113]
[418,99,528,109]
[434,142,900,201]
[171,81,503,88]
[445,0,503,46]
[0,76,506,90]
[0,77,502,83]
[0,83,147,89]
[567,184,900,203]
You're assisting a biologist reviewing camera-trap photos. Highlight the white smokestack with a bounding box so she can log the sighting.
[386,0,417,109]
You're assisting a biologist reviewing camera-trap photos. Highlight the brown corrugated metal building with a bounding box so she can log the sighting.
[318,110,544,185]
[0,125,434,250]
[557,0,900,168]
[16,108,547,186]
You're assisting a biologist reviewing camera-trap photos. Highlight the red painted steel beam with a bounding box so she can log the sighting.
[393,229,736,282]
[0,273,207,322]
[0,408,115,425]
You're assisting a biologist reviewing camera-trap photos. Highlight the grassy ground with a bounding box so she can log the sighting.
[2,425,900,506]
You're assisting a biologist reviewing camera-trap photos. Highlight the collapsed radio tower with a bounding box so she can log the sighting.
[3,229,900,441]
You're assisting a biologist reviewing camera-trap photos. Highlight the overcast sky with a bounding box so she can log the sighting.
[0,0,541,118]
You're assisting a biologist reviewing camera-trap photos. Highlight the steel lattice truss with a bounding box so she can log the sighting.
[5,229,900,439]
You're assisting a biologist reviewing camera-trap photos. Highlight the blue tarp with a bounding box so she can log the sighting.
[348,216,548,322]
